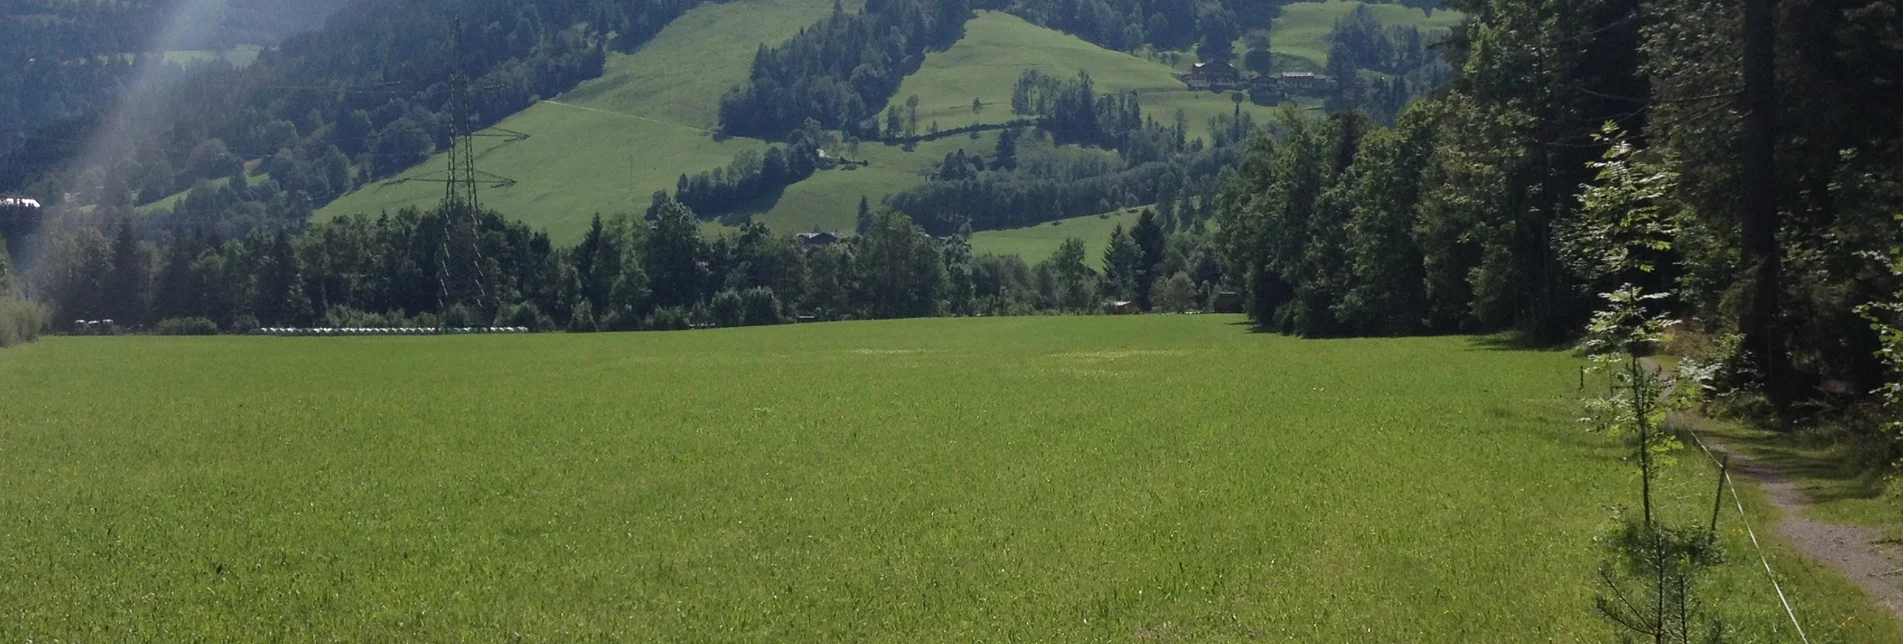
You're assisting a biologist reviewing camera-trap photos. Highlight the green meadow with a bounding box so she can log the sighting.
[312,2,1451,243]
[315,0,836,242]
[970,208,1144,266]
[1258,0,1464,69]
[1,315,1894,641]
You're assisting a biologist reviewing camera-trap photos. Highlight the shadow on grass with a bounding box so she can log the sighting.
[1466,332,1576,353]
[1697,420,1892,506]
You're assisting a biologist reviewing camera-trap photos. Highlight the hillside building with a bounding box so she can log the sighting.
[1183,61,1241,91]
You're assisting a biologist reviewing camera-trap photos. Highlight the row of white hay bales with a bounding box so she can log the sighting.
[252,327,533,337]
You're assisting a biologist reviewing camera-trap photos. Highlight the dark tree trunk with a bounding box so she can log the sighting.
[1738,0,1788,406]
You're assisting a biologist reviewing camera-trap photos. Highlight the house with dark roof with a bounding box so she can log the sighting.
[1183,61,1241,91]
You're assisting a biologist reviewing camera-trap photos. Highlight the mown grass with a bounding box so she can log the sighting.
[1,315,1895,641]
[969,208,1143,266]
[895,12,1288,144]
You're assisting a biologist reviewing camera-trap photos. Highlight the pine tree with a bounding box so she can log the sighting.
[0,239,15,299]
[1132,210,1167,310]
[1101,225,1141,302]
[105,218,148,326]
[856,196,874,235]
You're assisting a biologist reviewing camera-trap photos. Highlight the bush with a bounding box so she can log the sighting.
[327,307,415,329]
[568,300,598,333]
[0,299,47,348]
[443,303,478,329]
[230,315,259,335]
[155,317,219,336]
[495,302,548,331]
[741,287,784,326]
[710,289,744,328]
[644,305,692,331]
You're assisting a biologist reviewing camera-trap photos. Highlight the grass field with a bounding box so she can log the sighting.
[896,12,1289,145]
[1,316,1896,641]
[1261,1,1464,69]
[970,208,1143,266]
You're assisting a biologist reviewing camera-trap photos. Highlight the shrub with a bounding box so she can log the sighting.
[645,306,692,331]
[327,307,416,329]
[155,317,219,336]
[710,290,745,328]
[443,303,478,329]
[1155,271,1198,313]
[741,287,783,326]
[495,302,548,331]
[568,300,598,333]
[230,315,259,335]
[0,299,47,348]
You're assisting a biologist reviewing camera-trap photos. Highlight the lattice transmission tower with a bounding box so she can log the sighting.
[388,19,530,319]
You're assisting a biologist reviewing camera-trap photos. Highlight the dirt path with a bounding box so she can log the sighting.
[1692,432,1903,622]
[1635,358,1903,622]
[1636,356,1903,617]
[1636,360,1903,621]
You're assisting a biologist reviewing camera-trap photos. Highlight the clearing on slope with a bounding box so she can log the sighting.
[893,11,1288,143]
[315,0,836,243]
[1265,1,1464,69]
[970,208,1144,267]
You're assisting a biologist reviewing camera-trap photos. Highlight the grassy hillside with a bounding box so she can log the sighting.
[314,2,1458,244]
[895,12,1288,144]
[970,208,1143,266]
[316,0,837,242]
[1267,1,1464,69]
[2,316,1895,641]
[161,44,264,68]
[751,132,1001,234]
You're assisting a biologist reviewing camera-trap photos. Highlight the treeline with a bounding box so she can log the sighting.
[659,129,831,221]
[1004,0,1277,54]
[14,196,1230,335]
[0,0,348,164]
[1218,0,1903,412]
[717,0,971,140]
[5,0,713,239]
[888,72,1251,235]
[1323,5,1453,122]
[1009,70,1144,150]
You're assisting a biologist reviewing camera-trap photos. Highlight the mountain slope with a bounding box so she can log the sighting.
[315,0,836,242]
[318,1,1459,243]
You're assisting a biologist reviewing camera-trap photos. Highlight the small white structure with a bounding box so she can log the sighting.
[0,197,42,209]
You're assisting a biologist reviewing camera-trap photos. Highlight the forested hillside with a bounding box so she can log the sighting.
[0,0,352,161]
[1214,0,1903,416]
[3,0,711,236]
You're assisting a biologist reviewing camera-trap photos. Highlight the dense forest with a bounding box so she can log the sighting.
[1214,0,1903,420]
[0,0,353,160]
[717,0,971,140]
[9,197,1224,335]
[2,0,706,239]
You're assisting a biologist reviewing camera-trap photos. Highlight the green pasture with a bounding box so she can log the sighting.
[895,12,1286,144]
[315,0,836,243]
[0,315,1894,641]
[1266,1,1464,69]
[970,208,1143,266]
